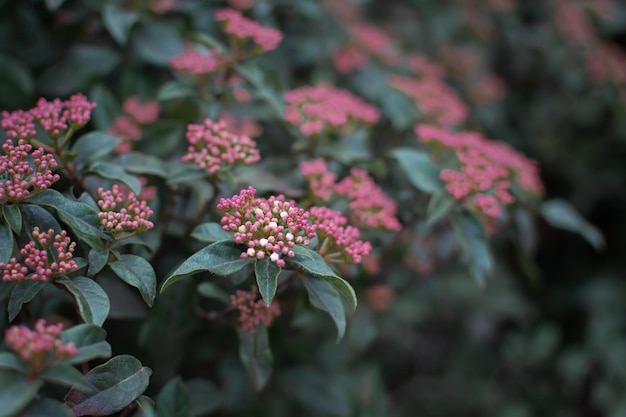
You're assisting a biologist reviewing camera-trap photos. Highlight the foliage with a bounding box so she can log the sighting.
[0,0,621,416]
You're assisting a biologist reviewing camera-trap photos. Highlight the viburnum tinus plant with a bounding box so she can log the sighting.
[0,0,608,416]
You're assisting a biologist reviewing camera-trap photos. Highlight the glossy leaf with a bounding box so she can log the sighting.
[57,277,110,325]
[190,222,231,243]
[87,249,109,277]
[156,376,191,417]
[110,254,157,306]
[390,147,443,194]
[541,199,605,251]
[72,131,121,166]
[2,203,22,235]
[237,325,273,391]
[132,22,184,66]
[39,363,91,391]
[45,0,65,10]
[302,276,347,342]
[0,370,42,417]
[116,153,169,177]
[102,3,139,45]
[87,161,142,195]
[157,80,198,101]
[65,355,152,417]
[451,211,493,287]
[0,352,28,374]
[184,379,222,417]
[8,280,46,322]
[255,257,280,307]
[426,192,455,229]
[196,282,230,305]
[0,220,13,264]
[161,240,251,293]
[60,324,111,365]
[19,398,73,417]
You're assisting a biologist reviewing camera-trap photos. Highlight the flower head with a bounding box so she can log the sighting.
[170,47,229,76]
[231,285,281,332]
[215,8,283,53]
[5,319,77,375]
[123,96,161,125]
[331,45,368,74]
[29,94,96,138]
[107,116,143,155]
[182,118,260,174]
[97,184,154,237]
[300,158,337,201]
[218,186,316,268]
[310,206,372,264]
[1,110,36,140]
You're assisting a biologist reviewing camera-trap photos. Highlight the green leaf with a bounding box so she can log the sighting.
[184,379,222,417]
[0,370,43,417]
[87,161,142,195]
[21,204,61,236]
[8,280,46,322]
[0,352,28,374]
[254,257,280,307]
[0,220,13,264]
[290,244,314,259]
[161,240,251,293]
[166,165,208,185]
[237,325,273,391]
[302,276,347,342]
[88,249,109,277]
[287,248,357,310]
[390,148,443,194]
[39,363,91,391]
[157,80,198,101]
[190,222,231,243]
[131,22,185,66]
[89,84,121,131]
[72,131,121,166]
[110,254,157,307]
[451,211,493,287]
[541,199,605,251]
[116,153,169,177]
[57,277,110,325]
[156,377,191,417]
[19,398,73,417]
[135,395,158,417]
[425,192,455,229]
[196,282,230,305]
[45,0,65,10]
[59,324,111,365]
[65,355,152,417]
[102,3,140,45]
[2,203,22,235]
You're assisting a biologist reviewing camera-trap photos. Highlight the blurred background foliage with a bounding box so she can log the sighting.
[0,0,625,416]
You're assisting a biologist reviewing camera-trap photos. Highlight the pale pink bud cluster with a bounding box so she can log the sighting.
[416,124,543,219]
[310,206,372,264]
[389,75,468,127]
[1,110,36,140]
[231,286,281,332]
[299,158,337,201]
[5,319,77,374]
[365,284,395,312]
[331,45,368,75]
[97,184,154,236]
[108,96,161,155]
[0,227,78,282]
[0,139,60,202]
[227,0,255,10]
[218,186,316,268]
[29,94,96,138]
[170,47,229,76]
[284,84,380,136]
[335,168,402,231]
[182,118,260,174]
[219,113,262,138]
[215,8,283,53]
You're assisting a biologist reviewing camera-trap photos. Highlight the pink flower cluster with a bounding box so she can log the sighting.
[1,94,95,141]
[299,158,337,201]
[0,139,60,203]
[182,118,260,174]
[335,168,402,231]
[97,184,154,237]
[0,227,78,282]
[416,124,543,219]
[231,286,281,332]
[309,206,372,264]
[389,75,468,127]
[406,52,445,79]
[349,23,399,65]
[107,96,161,155]
[5,319,77,374]
[284,84,380,136]
[219,113,262,138]
[331,45,368,75]
[218,186,316,268]
[170,47,229,76]
[215,8,283,53]
[365,284,395,312]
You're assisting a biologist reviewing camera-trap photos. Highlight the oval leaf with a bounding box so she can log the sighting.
[237,325,273,392]
[390,147,443,194]
[302,276,347,343]
[110,254,157,307]
[60,324,112,365]
[87,161,142,195]
[8,280,46,322]
[0,370,43,417]
[156,377,191,417]
[190,222,232,243]
[72,131,120,166]
[0,220,13,264]
[57,277,110,326]
[2,204,22,235]
[39,363,91,391]
[115,152,168,177]
[254,257,280,307]
[541,199,605,251]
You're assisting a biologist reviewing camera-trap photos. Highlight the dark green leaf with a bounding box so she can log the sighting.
[166,165,208,184]
[157,80,198,101]
[39,363,91,391]
[110,254,157,307]
[45,0,65,10]
[541,199,605,251]
[425,192,455,229]
[116,153,168,177]
[65,355,152,417]
[57,277,110,325]
[59,324,111,365]
[190,222,231,243]
[89,84,121,131]
[102,4,140,45]
[131,22,184,66]
[302,276,347,342]
[390,148,443,194]
[161,240,251,293]
[196,282,230,305]
[0,220,13,264]
[254,257,280,307]
[2,203,22,234]
[8,280,46,322]
[88,249,109,277]
[184,379,222,417]
[72,131,121,166]
[0,352,28,374]
[237,325,273,391]
[20,398,73,417]
[135,395,157,417]
[156,376,191,417]
[87,161,141,195]
[451,211,493,287]
[21,205,61,237]
[0,370,42,417]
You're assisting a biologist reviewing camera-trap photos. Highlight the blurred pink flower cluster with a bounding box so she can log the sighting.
[231,286,281,332]
[216,8,283,53]
[107,96,161,155]
[170,47,229,76]
[310,206,372,264]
